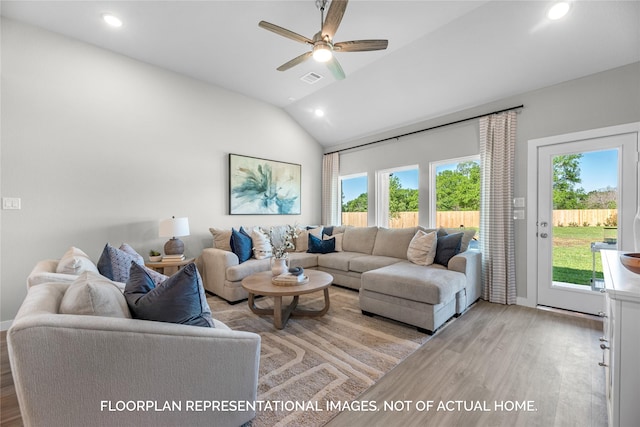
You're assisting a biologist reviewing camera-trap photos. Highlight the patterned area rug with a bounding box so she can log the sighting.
[207,286,433,426]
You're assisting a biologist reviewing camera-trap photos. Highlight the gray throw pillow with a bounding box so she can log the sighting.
[124,262,214,328]
[434,232,463,266]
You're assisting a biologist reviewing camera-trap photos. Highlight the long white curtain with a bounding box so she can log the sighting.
[322,152,340,225]
[479,111,517,304]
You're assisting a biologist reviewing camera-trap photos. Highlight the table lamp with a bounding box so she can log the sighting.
[159,216,190,255]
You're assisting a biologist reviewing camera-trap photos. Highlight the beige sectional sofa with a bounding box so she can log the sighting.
[200,225,481,334]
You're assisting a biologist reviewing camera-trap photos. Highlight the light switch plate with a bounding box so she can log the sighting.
[2,197,21,210]
[513,197,525,208]
[513,209,525,220]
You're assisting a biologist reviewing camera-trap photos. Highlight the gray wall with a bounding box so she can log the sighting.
[0,18,323,324]
[333,61,640,300]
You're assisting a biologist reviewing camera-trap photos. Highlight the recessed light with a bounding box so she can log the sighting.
[547,2,571,20]
[102,13,123,28]
[314,109,325,117]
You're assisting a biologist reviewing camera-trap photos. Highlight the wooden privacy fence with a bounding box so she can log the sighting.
[342,209,617,228]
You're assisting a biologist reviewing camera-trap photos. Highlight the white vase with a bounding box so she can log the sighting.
[270,257,289,276]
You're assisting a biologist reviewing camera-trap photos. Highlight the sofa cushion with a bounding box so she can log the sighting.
[349,255,403,273]
[342,226,378,254]
[119,243,144,264]
[324,233,343,251]
[125,262,214,328]
[230,227,253,263]
[361,261,465,305]
[317,251,364,272]
[287,252,319,269]
[439,228,476,252]
[434,232,463,266]
[294,226,323,252]
[251,227,272,259]
[407,230,438,266]
[308,233,335,254]
[372,227,418,259]
[209,227,233,251]
[97,243,140,283]
[56,246,99,275]
[60,272,131,318]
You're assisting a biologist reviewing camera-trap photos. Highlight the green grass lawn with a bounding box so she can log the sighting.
[552,226,611,285]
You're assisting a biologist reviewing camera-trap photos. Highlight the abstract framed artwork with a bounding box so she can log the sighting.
[229,153,301,215]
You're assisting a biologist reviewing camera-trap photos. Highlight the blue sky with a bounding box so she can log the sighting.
[579,149,617,192]
[341,170,418,203]
[341,150,617,202]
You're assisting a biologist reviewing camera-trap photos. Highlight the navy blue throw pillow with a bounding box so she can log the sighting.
[307,233,335,254]
[434,232,463,266]
[124,262,214,328]
[230,227,253,263]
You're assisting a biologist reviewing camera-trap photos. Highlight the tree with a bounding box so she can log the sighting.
[342,192,368,212]
[553,154,587,209]
[585,187,617,209]
[435,161,480,211]
[388,175,418,217]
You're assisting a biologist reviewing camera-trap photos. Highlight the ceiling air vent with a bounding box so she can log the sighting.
[300,72,323,84]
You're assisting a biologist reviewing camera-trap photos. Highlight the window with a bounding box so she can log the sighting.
[430,156,480,231]
[375,166,419,228]
[340,173,368,227]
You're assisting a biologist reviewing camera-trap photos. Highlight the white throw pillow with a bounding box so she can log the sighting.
[56,247,99,275]
[407,230,437,266]
[60,272,130,318]
[251,228,272,259]
[324,232,343,252]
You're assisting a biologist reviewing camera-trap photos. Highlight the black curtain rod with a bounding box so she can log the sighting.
[325,104,524,155]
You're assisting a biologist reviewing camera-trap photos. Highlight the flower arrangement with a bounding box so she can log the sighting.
[263,224,299,259]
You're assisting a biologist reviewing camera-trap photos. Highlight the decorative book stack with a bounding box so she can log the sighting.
[162,254,185,262]
[271,273,309,286]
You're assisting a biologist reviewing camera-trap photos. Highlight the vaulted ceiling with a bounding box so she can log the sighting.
[2,1,639,148]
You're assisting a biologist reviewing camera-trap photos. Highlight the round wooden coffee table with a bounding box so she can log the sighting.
[241,270,333,329]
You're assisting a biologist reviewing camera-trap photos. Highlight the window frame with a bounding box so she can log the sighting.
[375,164,419,228]
[429,155,480,229]
[339,172,368,226]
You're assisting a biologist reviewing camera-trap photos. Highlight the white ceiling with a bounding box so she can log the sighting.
[2,1,639,148]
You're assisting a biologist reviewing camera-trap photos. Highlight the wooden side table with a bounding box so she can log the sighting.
[144,258,195,276]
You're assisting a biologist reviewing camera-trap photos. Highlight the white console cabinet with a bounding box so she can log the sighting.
[601,250,640,427]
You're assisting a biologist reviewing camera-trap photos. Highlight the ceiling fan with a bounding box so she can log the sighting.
[258,0,388,80]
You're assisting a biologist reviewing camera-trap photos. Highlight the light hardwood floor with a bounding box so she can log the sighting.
[326,301,607,427]
[0,301,606,427]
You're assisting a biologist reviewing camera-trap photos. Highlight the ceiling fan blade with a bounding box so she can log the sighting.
[322,0,348,39]
[334,39,389,52]
[277,51,313,72]
[259,21,313,45]
[326,56,345,80]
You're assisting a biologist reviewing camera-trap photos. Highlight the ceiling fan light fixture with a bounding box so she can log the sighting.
[312,44,333,62]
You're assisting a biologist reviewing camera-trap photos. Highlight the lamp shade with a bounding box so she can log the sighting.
[159,217,190,238]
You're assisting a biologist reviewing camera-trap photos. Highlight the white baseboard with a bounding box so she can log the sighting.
[1,319,13,331]
[517,296,536,308]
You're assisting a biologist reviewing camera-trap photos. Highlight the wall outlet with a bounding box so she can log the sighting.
[2,197,21,210]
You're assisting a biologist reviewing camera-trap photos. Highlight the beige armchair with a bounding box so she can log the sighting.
[8,282,261,427]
